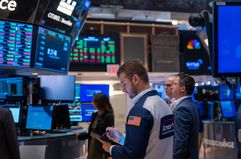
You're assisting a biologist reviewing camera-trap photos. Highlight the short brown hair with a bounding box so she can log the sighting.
[176,72,195,95]
[117,59,149,83]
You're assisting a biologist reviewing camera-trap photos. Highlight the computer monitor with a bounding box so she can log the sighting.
[219,84,234,100]
[80,84,109,102]
[39,75,75,102]
[70,34,120,71]
[0,19,33,68]
[213,2,241,76]
[0,77,24,100]
[26,105,53,131]
[81,103,97,122]
[33,26,72,73]
[69,104,82,122]
[0,105,21,124]
[220,101,236,118]
[52,105,70,129]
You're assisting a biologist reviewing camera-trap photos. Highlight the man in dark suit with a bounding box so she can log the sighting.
[0,108,20,159]
[171,72,199,159]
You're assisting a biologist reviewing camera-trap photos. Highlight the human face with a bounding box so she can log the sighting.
[165,77,175,98]
[118,73,138,99]
[171,77,185,100]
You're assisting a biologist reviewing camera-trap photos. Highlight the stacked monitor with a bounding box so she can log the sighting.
[213,2,241,76]
[70,35,120,71]
[33,26,72,73]
[220,101,236,118]
[219,84,236,118]
[69,84,109,122]
[39,75,75,102]
[0,19,33,68]
[0,77,24,100]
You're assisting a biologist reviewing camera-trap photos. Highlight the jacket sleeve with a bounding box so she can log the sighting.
[111,109,153,159]
[173,106,193,159]
[4,110,20,159]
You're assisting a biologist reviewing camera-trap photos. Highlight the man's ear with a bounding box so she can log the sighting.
[180,85,186,93]
[132,74,139,85]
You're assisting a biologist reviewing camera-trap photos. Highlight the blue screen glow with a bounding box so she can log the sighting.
[220,101,236,118]
[218,6,241,73]
[26,105,53,130]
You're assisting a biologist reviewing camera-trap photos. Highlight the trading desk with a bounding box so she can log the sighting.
[202,121,238,159]
[18,127,88,159]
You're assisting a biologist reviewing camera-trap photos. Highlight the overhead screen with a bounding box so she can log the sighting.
[37,0,91,42]
[0,19,33,68]
[34,26,72,73]
[70,35,120,71]
[213,2,241,76]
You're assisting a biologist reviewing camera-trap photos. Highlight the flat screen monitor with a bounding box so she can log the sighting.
[69,104,82,122]
[220,101,236,118]
[26,105,53,130]
[70,35,120,71]
[219,84,234,100]
[36,0,91,43]
[0,105,21,124]
[81,103,97,122]
[213,2,241,76]
[39,75,75,102]
[80,84,109,102]
[0,77,24,100]
[34,26,72,73]
[0,19,33,67]
[52,105,70,129]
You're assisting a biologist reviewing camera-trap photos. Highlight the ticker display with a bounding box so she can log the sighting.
[34,26,71,73]
[70,36,117,64]
[0,20,33,67]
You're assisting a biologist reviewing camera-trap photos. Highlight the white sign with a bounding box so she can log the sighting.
[57,0,76,16]
[0,0,17,11]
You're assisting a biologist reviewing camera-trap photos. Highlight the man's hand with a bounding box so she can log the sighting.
[106,127,122,143]
[97,138,112,153]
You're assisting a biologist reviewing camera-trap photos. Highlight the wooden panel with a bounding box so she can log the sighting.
[120,33,148,70]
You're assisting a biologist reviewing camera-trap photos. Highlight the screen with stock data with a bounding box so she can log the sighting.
[0,20,33,67]
[34,26,71,73]
[70,35,118,64]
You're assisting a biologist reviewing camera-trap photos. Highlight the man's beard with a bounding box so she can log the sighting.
[128,83,138,99]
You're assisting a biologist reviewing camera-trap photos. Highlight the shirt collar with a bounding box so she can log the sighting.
[132,88,153,105]
[174,96,191,106]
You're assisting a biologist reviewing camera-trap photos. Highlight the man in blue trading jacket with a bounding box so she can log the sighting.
[171,73,199,159]
[99,59,174,159]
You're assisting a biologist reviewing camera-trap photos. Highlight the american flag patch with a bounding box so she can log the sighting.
[127,116,142,126]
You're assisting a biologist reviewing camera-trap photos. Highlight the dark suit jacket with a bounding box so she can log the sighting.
[173,97,199,159]
[0,108,20,159]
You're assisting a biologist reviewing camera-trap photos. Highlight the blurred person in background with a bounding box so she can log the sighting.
[75,93,114,159]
